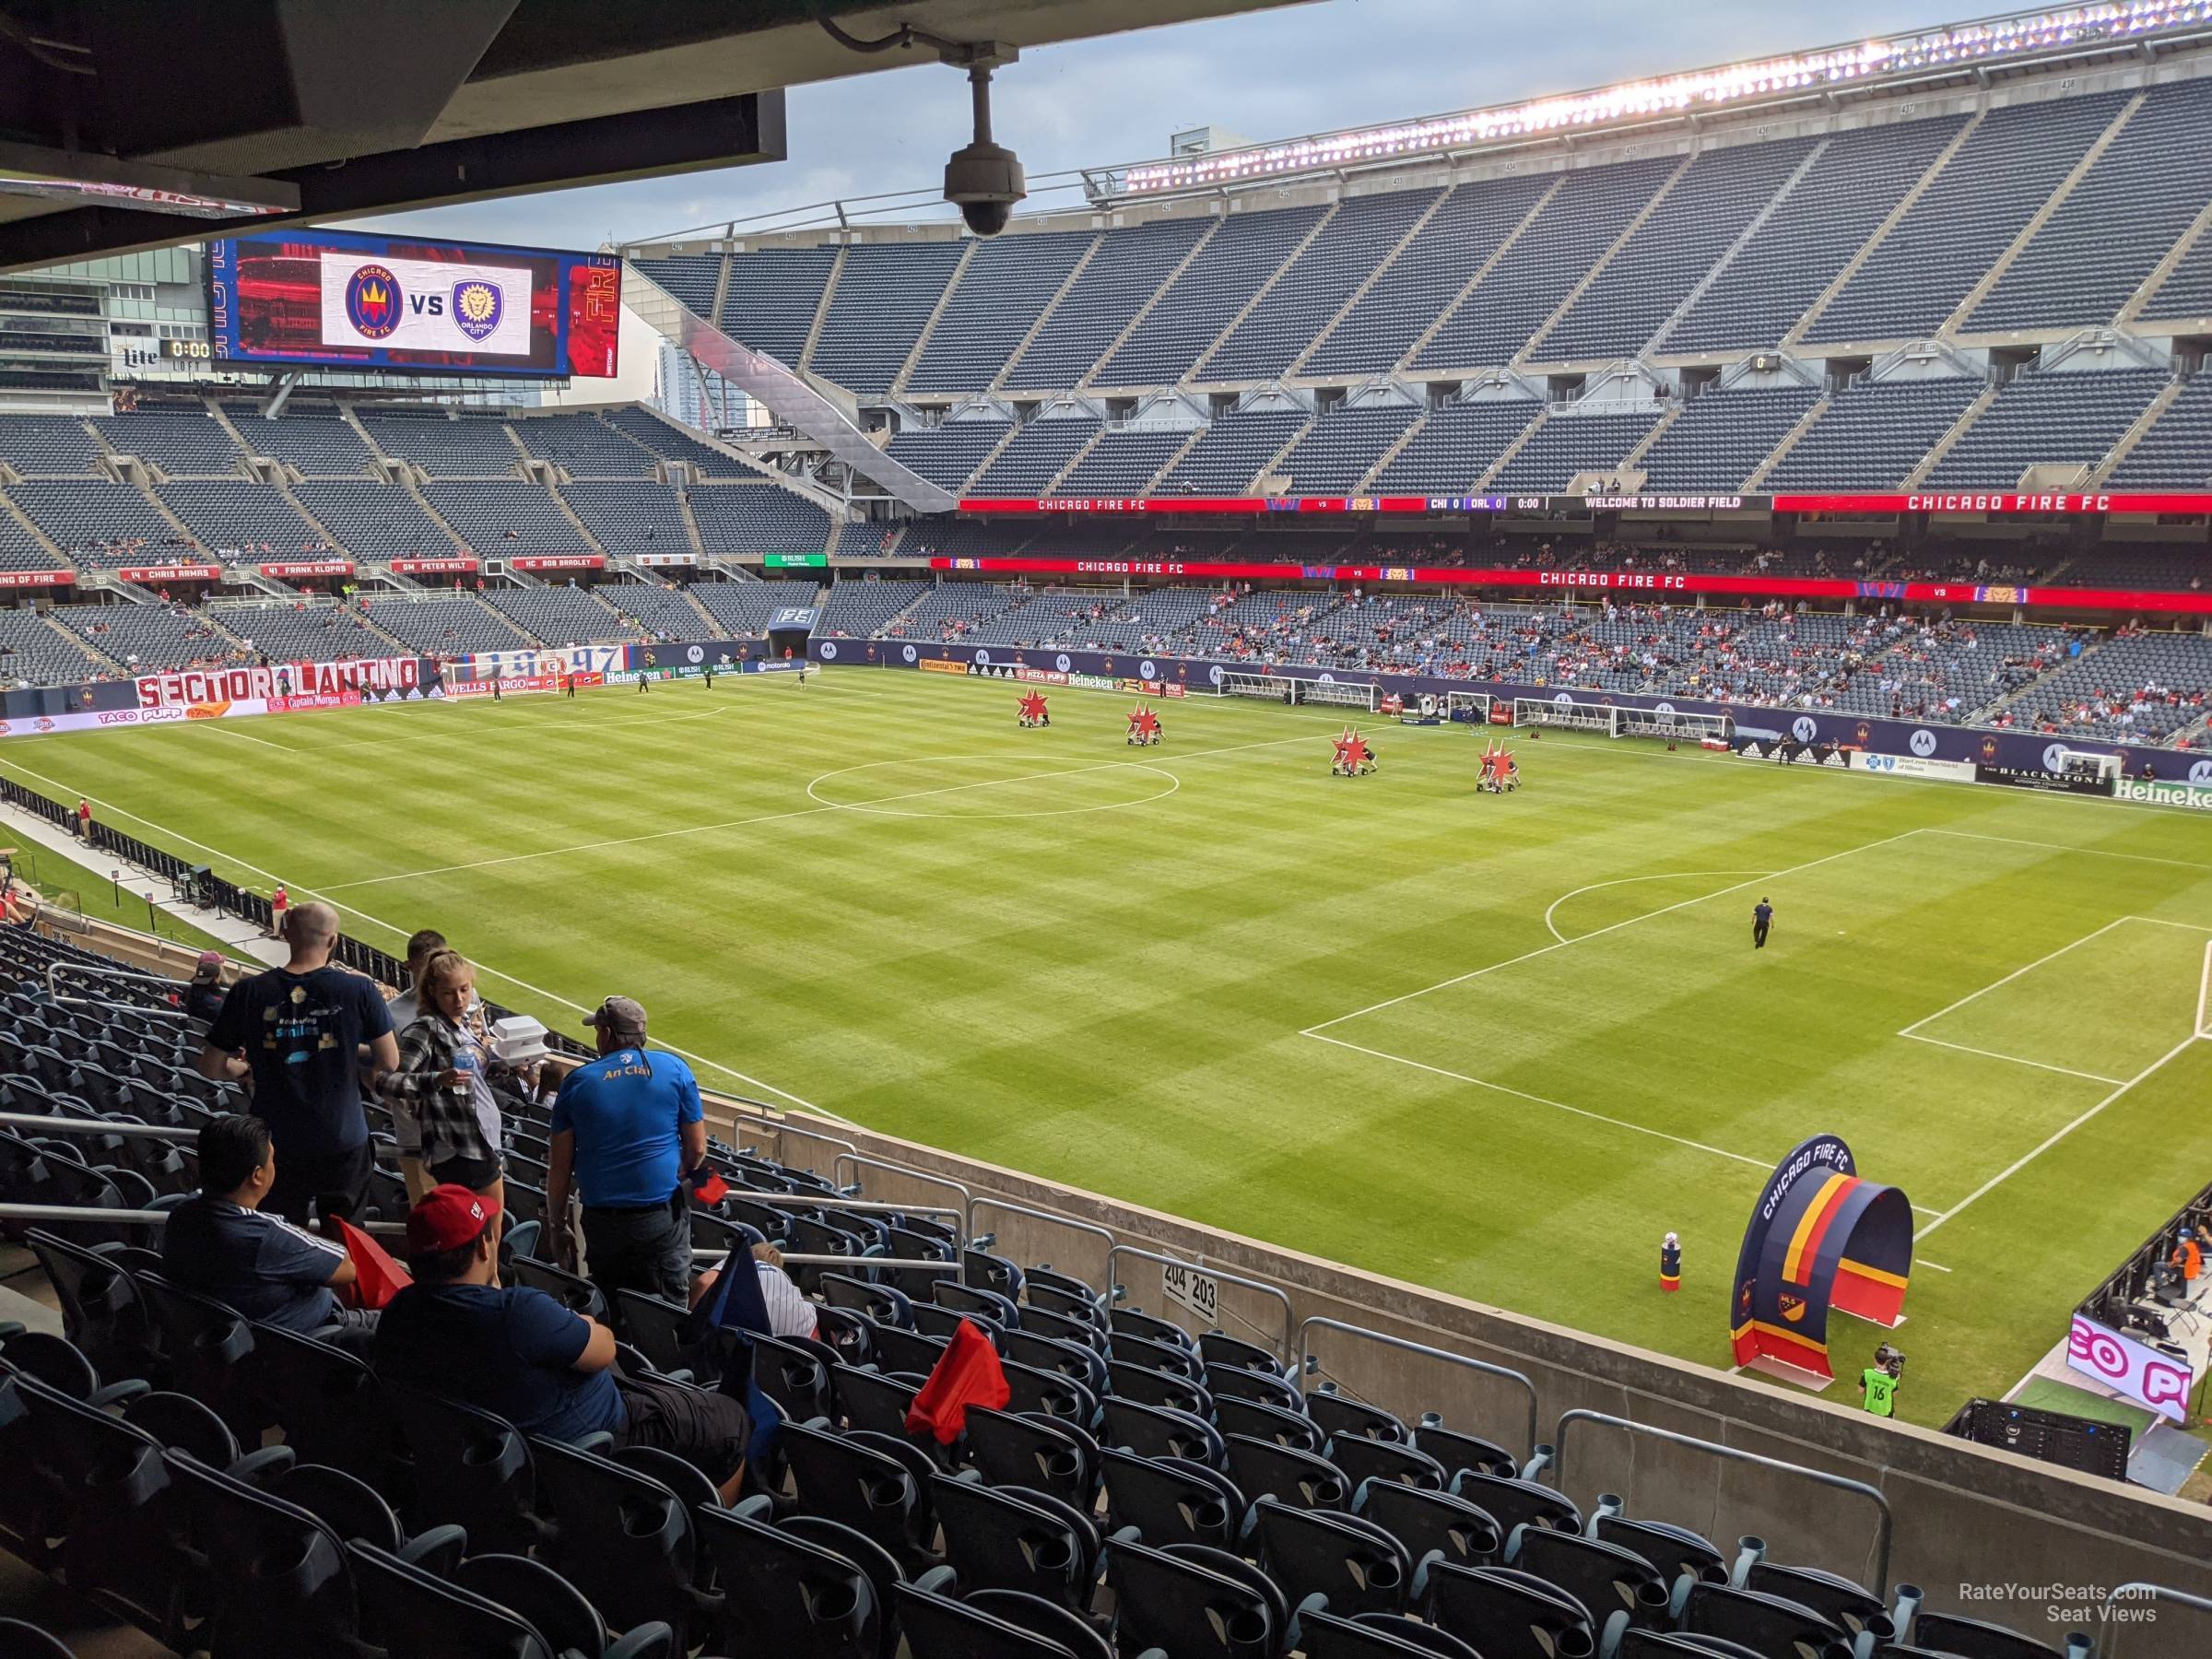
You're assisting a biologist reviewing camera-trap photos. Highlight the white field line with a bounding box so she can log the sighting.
[1915,1260,1953,1272]
[2198,938,2212,1038]
[1898,1033,2124,1086]
[0,751,841,1120]
[1916,1025,2208,1239]
[1303,829,1926,1035]
[1896,917,2138,1039]
[1918,828,2212,873]
[1542,871,1772,945]
[326,731,1318,892]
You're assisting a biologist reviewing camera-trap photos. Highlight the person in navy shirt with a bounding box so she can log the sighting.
[199,901,398,1224]
[159,1114,377,1352]
[1752,897,1774,950]
[376,1185,752,1498]
[546,996,704,1304]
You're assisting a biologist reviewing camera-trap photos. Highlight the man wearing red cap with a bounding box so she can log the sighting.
[374,1184,754,1500]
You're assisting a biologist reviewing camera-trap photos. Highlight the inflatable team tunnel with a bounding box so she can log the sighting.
[1730,1134,1914,1383]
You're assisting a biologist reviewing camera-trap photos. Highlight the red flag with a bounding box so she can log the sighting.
[333,1216,412,1311]
[903,1317,1009,1444]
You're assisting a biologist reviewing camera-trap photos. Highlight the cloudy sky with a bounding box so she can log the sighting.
[367,0,1946,253]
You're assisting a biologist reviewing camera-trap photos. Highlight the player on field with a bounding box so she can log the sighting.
[1752,898,1773,950]
[1018,690,1051,728]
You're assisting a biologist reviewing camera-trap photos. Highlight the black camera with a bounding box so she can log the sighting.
[1874,1342,1905,1379]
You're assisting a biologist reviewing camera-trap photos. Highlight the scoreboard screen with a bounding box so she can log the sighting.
[206,229,620,380]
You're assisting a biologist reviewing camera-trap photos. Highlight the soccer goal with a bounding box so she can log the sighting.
[1219,670,1378,712]
[1444,691,1493,724]
[1513,697,1730,743]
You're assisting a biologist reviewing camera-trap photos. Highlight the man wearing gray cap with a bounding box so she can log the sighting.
[545,995,706,1304]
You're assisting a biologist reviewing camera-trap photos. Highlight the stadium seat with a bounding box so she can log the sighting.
[1352,1481,1504,1571]
[932,1474,1100,1609]
[1741,1560,1886,1634]
[1218,1395,1326,1453]
[1101,1448,1247,1549]
[164,1448,361,1657]
[1905,1611,2080,1659]
[1226,1434,1351,1512]
[131,1269,260,1434]
[1297,1609,1485,1659]
[244,1322,394,1487]
[1448,1469,1581,1535]
[1325,1436,1448,1494]
[695,1502,887,1659]
[897,1582,1117,1659]
[383,1384,547,1556]
[1252,1498,1413,1618]
[615,1288,701,1382]
[1107,1359,1212,1418]
[1104,1536,1284,1659]
[1423,1562,1598,1659]
[1677,1582,1849,1658]
[1101,1397,1224,1466]
[962,1406,1100,1510]
[257,1461,465,1575]
[779,1421,936,1571]
[21,1230,153,1382]
[529,1434,716,1642]
[835,1365,924,1442]
[1510,1528,1673,1630]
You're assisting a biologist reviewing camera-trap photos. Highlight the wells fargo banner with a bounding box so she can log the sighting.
[1731,1135,1913,1384]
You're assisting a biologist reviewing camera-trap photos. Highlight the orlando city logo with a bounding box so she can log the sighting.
[345,264,403,340]
[452,278,504,343]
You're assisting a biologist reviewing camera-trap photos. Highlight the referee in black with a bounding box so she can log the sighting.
[1752,897,1773,950]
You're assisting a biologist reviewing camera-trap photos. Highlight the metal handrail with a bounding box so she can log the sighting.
[1109,1242,1294,1360]
[693,1250,955,1270]
[727,1110,858,1176]
[1299,1316,1540,1459]
[834,1153,971,1228]
[46,960,192,1018]
[1553,1409,1893,1595]
[2102,1584,2212,1656]
[727,1193,964,1226]
[2,1203,407,1240]
[0,1112,196,1141]
[971,1198,1115,1288]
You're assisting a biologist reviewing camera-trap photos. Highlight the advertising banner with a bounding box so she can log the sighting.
[2112,779,2212,811]
[0,570,72,589]
[135,655,424,710]
[2066,1314,2194,1424]
[919,657,970,676]
[630,553,696,568]
[261,559,354,580]
[444,671,599,700]
[1975,765,2113,796]
[1851,753,1977,782]
[447,645,624,683]
[966,663,1070,686]
[390,556,478,575]
[952,490,2212,519]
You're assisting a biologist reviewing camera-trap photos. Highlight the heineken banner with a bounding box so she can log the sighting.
[1730,1135,1913,1385]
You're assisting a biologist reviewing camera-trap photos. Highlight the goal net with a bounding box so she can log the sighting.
[1219,671,1377,712]
[1513,697,1730,743]
[1445,691,1493,724]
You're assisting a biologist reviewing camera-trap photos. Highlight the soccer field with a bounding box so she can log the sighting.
[7,667,2212,1426]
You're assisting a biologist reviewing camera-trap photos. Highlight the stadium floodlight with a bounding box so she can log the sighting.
[1121,2,2212,195]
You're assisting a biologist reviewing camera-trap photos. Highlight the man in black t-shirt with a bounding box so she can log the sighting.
[160,1113,378,1353]
[1752,897,1774,950]
[201,900,398,1224]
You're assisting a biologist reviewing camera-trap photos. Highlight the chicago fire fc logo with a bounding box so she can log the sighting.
[453,278,503,342]
[346,265,403,339]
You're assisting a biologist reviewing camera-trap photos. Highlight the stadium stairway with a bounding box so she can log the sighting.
[795,243,849,373]
[1650,139,1832,355]
[1357,407,1432,491]
[2093,377,2189,486]
[1476,408,1550,488]
[1517,153,1695,366]
[1393,177,1563,374]
[889,241,982,396]
[1945,93,2145,338]
[1901,382,2002,487]
[1075,217,1224,391]
[1186,202,1344,385]
[1288,190,1457,378]
[2120,191,2212,324]
[1743,391,1833,488]
[988,238,1106,394]
[1784,111,1988,347]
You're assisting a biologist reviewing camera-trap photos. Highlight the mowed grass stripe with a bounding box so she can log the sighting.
[9,670,2212,1425]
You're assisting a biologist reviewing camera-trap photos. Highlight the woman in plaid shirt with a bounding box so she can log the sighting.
[379,950,504,1206]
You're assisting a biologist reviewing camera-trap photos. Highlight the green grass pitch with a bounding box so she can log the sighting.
[7,666,2212,1426]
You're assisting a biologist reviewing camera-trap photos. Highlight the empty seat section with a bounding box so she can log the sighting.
[0,414,100,474]
[687,483,833,555]
[1766,378,1980,489]
[1057,429,1192,496]
[1306,175,1554,378]
[359,595,533,653]
[691,579,819,636]
[895,582,1023,638]
[359,414,522,475]
[419,482,593,554]
[1999,632,2212,742]
[157,481,325,556]
[606,583,722,638]
[208,603,395,662]
[483,588,637,644]
[1807,93,2127,344]
[512,414,657,476]
[1925,370,2165,488]
[717,245,841,365]
[1204,189,1441,382]
[1007,218,1212,390]
[818,578,926,636]
[1278,406,1420,494]
[886,421,1012,492]
[2111,376,2212,488]
[7,481,180,567]
[604,407,753,477]
[1373,401,1542,492]
[1096,205,1327,386]
[0,608,104,684]
[291,480,458,562]
[47,605,231,672]
[217,402,374,474]
[0,513,65,574]
[809,241,967,394]
[1160,410,1308,494]
[1491,410,1660,493]
[559,482,691,558]
[1543,138,1817,362]
[972,418,1102,495]
[910,231,1098,393]
[1637,386,1819,490]
[1667,114,1970,353]
[92,407,241,474]
[629,253,723,317]
[1414,157,1677,372]
[1969,81,2212,334]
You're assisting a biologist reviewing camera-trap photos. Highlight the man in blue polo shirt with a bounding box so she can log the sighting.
[546,995,705,1304]
[160,1113,378,1353]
